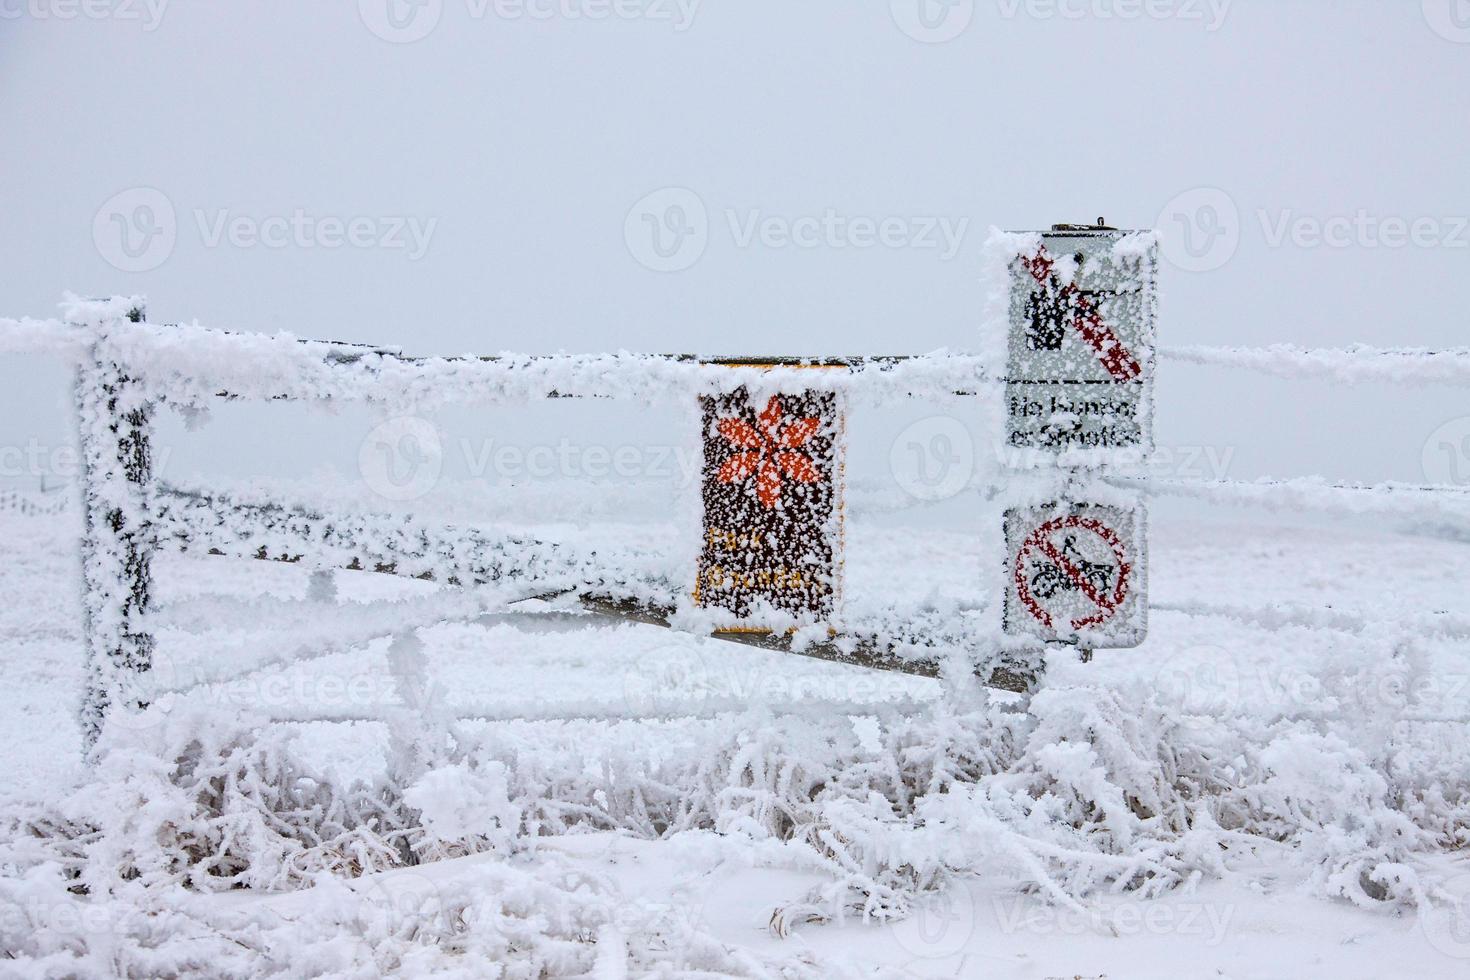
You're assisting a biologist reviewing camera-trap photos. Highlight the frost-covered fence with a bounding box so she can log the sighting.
[44,299,1011,744]
[10,268,1470,949]
[5,264,1468,748]
[0,488,70,516]
[74,303,160,746]
[153,482,595,588]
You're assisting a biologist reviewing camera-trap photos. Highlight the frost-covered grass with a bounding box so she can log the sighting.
[3,502,1470,977]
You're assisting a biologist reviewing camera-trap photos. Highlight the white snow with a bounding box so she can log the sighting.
[4,495,1470,977]
[4,297,1470,977]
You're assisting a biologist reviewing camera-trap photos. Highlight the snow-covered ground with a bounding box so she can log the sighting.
[4,497,1470,977]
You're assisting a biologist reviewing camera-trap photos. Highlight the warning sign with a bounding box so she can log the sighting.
[695,384,844,631]
[1003,502,1146,647]
[1006,230,1157,456]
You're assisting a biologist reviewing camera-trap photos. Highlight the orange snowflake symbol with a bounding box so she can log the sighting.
[715,396,822,509]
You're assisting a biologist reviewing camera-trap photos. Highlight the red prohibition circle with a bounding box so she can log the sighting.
[1014,516,1131,631]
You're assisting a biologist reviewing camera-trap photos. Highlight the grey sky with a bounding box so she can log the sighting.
[1,0,1466,496]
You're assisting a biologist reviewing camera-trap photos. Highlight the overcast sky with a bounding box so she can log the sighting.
[2,0,1467,501]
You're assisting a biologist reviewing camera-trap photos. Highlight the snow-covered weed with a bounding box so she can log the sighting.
[2,663,1465,976]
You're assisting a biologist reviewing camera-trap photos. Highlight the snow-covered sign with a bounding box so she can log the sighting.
[1003,502,1146,648]
[695,384,845,631]
[1005,229,1158,457]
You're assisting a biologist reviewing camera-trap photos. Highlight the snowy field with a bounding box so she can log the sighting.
[4,495,1470,977]
[5,5,1468,976]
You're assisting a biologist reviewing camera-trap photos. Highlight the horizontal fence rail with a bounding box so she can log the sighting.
[1161,343,1470,385]
[6,297,1470,745]
[1105,474,1470,523]
[156,483,600,588]
[0,489,70,516]
[154,484,1038,692]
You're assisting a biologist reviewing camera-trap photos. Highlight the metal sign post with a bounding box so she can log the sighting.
[1000,224,1157,650]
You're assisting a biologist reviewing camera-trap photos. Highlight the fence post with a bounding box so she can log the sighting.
[76,303,158,748]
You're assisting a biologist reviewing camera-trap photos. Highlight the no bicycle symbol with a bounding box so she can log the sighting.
[1005,506,1146,647]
